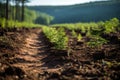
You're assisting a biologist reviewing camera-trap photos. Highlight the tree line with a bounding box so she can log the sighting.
[0,0,54,26]
[0,0,30,22]
[28,0,120,24]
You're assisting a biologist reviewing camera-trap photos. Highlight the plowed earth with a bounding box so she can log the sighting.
[0,28,120,80]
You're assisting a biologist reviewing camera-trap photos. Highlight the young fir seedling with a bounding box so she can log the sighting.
[104,18,119,34]
[77,34,82,41]
[72,30,77,38]
[87,36,108,48]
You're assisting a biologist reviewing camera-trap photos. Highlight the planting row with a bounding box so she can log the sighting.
[52,18,120,34]
[50,18,120,48]
[42,27,68,50]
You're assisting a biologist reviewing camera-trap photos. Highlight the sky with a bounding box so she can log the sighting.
[26,0,106,6]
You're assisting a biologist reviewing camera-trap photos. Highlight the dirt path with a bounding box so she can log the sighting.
[12,29,60,78]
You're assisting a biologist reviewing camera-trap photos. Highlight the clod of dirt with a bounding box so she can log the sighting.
[0,66,27,80]
[92,51,105,60]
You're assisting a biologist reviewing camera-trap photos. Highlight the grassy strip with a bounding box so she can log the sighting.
[0,18,41,28]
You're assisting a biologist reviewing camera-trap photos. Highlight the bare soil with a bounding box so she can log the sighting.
[0,28,120,80]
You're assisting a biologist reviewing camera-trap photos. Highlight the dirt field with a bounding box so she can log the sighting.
[0,28,120,80]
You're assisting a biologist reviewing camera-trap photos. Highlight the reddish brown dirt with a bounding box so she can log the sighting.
[0,28,120,80]
[0,28,65,80]
[12,29,63,79]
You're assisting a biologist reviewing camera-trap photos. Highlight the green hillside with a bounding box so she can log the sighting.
[27,0,120,24]
[0,3,54,25]
[25,9,54,25]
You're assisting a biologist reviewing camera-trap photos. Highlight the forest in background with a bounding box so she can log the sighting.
[0,0,54,26]
[28,0,120,24]
[0,0,120,25]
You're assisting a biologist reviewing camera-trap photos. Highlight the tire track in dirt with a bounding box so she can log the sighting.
[12,29,61,78]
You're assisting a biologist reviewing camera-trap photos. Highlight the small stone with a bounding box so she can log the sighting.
[24,75,27,78]
[74,75,80,79]
[0,63,2,66]
[41,67,48,70]
[79,65,82,69]
[15,76,19,79]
